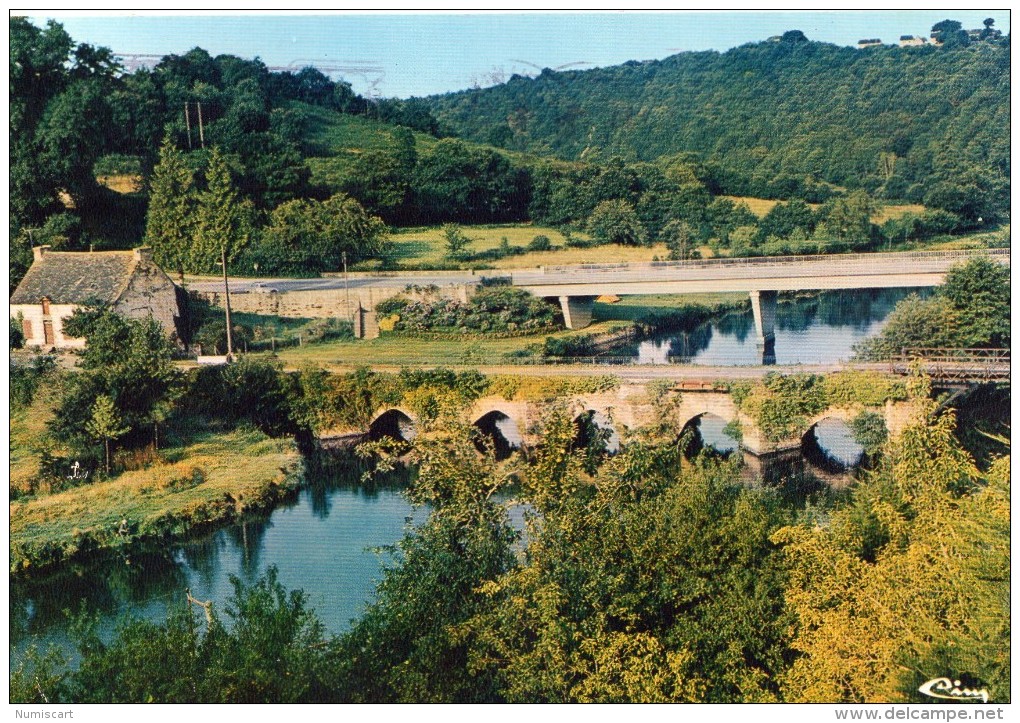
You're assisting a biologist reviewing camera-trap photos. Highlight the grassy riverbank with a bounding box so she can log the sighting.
[9,425,303,576]
[262,293,747,369]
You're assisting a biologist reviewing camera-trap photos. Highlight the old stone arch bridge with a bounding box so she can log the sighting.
[344,382,918,474]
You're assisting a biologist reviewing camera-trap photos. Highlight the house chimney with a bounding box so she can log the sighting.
[33,245,51,263]
[133,246,154,263]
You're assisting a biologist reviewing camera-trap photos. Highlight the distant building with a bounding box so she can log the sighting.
[857,38,883,48]
[899,35,928,46]
[10,246,182,349]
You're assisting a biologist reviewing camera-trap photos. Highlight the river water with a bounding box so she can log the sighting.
[11,288,916,665]
[629,288,920,365]
[11,468,425,665]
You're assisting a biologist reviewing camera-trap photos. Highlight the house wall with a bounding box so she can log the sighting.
[112,259,182,341]
[11,303,86,349]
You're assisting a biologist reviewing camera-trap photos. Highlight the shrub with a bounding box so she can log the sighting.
[528,234,552,251]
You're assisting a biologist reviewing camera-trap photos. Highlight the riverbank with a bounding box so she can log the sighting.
[9,426,303,577]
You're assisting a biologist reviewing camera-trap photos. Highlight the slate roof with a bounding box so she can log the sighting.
[10,251,136,305]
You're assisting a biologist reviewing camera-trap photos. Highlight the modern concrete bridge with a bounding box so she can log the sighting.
[510,249,1010,363]
[191,249,1008,354]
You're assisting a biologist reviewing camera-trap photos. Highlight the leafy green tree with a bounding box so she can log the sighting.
[938,256,1010,347]
[853,295,961,360]
[442,224,473,259]
[818,191,876,248]
[10,315,25,349]
[756,199,816,243]
[52,308,183,455]
[192,147,254,273]
[85,395,129,474]
[587,199,647,246]
[253,194,387,275]
[36,79,113,206]
[144,139,197,278]
[661,219,697,260]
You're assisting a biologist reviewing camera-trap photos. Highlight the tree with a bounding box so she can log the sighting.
[35,79,113,206]
[818,191,875,248]
[937,257,1010,348]
[442,224,473,259]
[587,199,647,246]
[253,194,387,274]
[52,308,183,458]
[661,219,697,260]
[86,395,129,474]
[145,139,197,278]
[853,295,961,360]
[192,147,254,273]
[776,403,1007,703]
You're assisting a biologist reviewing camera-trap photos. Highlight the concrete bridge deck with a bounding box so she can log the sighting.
[510,248,1010,296]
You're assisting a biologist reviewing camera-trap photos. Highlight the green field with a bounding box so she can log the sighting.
[364,224,699,271]
[261,293,743,369]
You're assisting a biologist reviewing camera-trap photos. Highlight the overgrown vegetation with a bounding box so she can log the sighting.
[375,286,560,334]
[13,384,1009,703]
[854,256,1010,359]
[729,371,908,444]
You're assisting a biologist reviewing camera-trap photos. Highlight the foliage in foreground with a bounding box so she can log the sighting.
[12,384,1009,703]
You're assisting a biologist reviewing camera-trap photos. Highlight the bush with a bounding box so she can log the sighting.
[381,287,560,334]
[528,234,552,251]
[10,315,25,349]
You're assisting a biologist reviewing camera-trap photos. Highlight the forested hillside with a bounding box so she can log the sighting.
[9,19,1009,291]
[428,30,1010,214]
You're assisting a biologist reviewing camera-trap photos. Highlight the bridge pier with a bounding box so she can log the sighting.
[749,290,777,365]
[559,295,596,330]
[353,303,379,339]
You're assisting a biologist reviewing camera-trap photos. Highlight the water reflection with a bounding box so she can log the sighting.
[803,418,865,473]
[681,414,740,458]
[11,460,421,666]
[631,288,924,365]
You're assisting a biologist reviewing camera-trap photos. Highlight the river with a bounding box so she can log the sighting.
[628,288,920,365]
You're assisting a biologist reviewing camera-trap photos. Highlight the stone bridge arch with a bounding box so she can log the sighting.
[675,392,741,434]
[368,407,419,443]
[572,408,622,455]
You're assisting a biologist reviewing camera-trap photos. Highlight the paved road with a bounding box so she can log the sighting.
[188,272,480,294]
[187,249,1008,296]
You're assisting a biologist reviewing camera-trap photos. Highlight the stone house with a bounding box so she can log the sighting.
[10,246,183,349]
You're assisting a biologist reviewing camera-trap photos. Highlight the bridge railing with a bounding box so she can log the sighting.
[889,347,1011,381]
[895,348,1011,364]
[538,248,1008,275]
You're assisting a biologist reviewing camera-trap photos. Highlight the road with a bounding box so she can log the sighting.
[187,272,480,294]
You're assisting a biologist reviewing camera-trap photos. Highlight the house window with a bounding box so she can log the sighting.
[41,297,50,315]
[22,319,32,340]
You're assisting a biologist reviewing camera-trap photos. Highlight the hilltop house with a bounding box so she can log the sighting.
[10,246,183,349]
[899,35,928,47]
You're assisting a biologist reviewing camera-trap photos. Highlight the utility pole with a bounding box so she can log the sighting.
[184,102,192,149]
[343,250,352,323]
[197,102,205,149]
[221,246,234,359]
